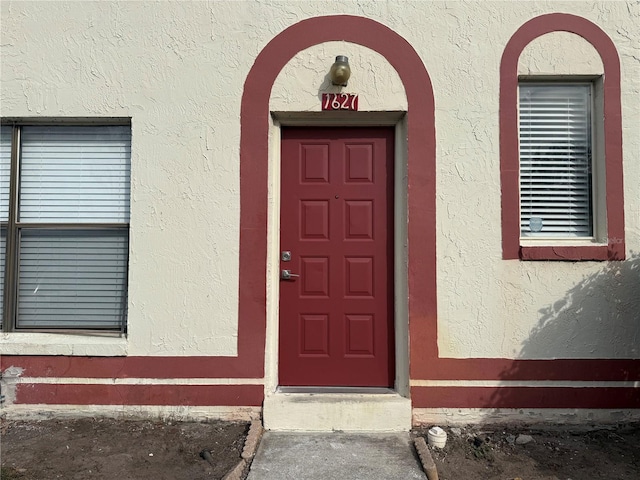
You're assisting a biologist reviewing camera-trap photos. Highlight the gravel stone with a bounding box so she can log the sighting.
[516,434,534,445]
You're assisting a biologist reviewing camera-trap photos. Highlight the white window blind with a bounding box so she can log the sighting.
[519,84,592,238]
[0,228,5,321]
[1,126,10,322]
[20,126,131,223]
[1,126,11,221]
[4,124,131,330]
[17,230,128,328]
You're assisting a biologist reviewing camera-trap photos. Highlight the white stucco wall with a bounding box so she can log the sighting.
[518,31,604,76]
[1,1,638,360]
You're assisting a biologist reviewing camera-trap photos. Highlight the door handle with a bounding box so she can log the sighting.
[281,269,300,280]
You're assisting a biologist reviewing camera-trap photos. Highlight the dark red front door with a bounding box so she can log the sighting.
[279,127,394,387]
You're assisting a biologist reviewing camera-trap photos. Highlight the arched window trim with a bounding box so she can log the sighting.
[500,13,624,261]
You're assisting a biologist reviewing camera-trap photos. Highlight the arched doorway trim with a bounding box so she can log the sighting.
[237,15,438,377]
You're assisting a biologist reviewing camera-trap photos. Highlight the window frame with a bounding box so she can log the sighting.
[517,79,596,243]
[1,119,131,334]
[499,14,625,261]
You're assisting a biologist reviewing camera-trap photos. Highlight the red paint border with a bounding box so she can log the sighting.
[500,13,625,261]
[3,15,639,407]
[429,358,640,382]
[1,356,256,379]
[412,386,640,409]
[15,383,263,406]
[3,356,640,382]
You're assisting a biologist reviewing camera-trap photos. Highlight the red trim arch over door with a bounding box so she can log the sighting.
[238,15,438,380]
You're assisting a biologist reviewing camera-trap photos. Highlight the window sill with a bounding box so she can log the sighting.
[0,333,127,356]
[519,243,624,261]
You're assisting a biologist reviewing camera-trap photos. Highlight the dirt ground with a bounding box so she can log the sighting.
[415,424,640,480]
[2,419,640,480]
[0,418,248,480]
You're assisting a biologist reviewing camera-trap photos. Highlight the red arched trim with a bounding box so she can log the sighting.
[238,15,438,378]
[500,13,625,261]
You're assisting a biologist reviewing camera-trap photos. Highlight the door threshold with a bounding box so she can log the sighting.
[263,387,411,432]
[277,386,395,395]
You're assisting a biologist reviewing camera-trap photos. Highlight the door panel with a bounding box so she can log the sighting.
[279,127,394,387]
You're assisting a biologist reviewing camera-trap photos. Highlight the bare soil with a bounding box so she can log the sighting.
[2,418,640,479]
[0,418,248,480]
[414,424,640,480]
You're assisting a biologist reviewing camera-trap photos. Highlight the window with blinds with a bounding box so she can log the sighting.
[1,124,130,331]
[519,83,593,238]
[1,126,11,322]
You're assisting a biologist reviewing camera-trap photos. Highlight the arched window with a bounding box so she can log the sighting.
[500,14,624,260]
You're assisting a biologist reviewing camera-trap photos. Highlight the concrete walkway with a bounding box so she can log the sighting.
[247,432,427,480]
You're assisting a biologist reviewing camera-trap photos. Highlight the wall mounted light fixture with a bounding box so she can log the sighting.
[330,56,351,86]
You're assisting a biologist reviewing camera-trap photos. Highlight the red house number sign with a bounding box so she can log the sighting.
[322,93,359,111]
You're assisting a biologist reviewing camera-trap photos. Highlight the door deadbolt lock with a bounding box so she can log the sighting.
[281,251,291,262]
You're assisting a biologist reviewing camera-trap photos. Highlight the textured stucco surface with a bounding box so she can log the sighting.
[518,31,604,75]
[1,1,639,359]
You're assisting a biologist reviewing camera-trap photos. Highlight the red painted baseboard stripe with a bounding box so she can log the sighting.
[4,355,639,382]
[13,383,640,409]
[411,386,640,409]
[428,358,640,381]
[0,355,255,379]
[14,383,264,406]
